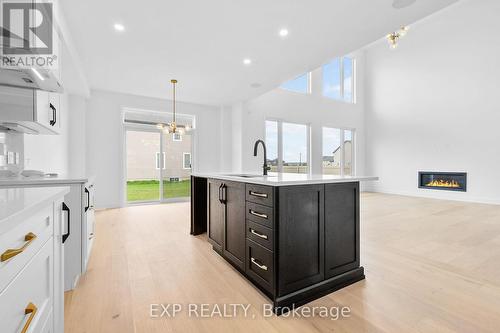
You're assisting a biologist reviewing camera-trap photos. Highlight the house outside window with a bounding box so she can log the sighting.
[183,153,191,169]
[173,133,182,141]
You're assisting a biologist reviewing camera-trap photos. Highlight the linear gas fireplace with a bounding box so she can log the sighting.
[418,172,467,192]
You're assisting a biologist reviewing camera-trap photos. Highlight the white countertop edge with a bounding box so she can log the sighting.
[0,187,70,226]
[192,173,379,186]
[0,175,94,186]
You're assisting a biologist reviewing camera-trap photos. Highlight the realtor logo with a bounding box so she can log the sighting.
[2,1,53,54]
[1,0,57,69]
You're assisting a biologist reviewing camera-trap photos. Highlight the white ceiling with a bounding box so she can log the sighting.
[61,0,458,106]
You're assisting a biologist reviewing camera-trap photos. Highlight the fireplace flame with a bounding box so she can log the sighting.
[426,179,460,188]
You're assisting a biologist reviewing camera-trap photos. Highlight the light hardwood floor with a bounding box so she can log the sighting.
[65,193,500,333]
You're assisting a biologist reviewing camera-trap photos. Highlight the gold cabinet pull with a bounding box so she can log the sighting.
[249,210,268,219]
[251,257,268,271]
[21,302,38,333]
[1,232,37,262]
[250,228,268,240]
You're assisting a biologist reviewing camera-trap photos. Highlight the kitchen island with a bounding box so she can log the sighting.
[191,173,377,313]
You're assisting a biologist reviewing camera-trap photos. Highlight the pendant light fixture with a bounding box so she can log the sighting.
[387,26,409,49]
[158,79,191,135]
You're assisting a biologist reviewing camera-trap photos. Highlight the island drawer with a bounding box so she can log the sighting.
[246,184,273,207]
[246,202,273,228]
[247,220,273,250]
[246,239,274,293]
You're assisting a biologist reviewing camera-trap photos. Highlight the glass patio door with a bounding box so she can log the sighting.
[126,128,192,204]
[126,130,162,203]
[161,132,192,201]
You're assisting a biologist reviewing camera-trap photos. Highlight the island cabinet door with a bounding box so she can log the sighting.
[278,185,325,296]
[207,179,224,252]
[324,182,360,279]
[222,181,246,270]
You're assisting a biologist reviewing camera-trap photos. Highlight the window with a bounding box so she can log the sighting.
[183,152,191,169]
[283,122,309,173]
[173,133,182,141]
[265,120,279,172]
[322,128,341,175]
[265,120,310,174]
[343,130,353,175]
[280,73,311,94]
[155,152,166,170]
[322,57,355,103]
[322,58,341,100]
[343,58,354,103]
[322,127,355,176]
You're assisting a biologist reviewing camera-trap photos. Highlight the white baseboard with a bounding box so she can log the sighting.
[363,185,500,205]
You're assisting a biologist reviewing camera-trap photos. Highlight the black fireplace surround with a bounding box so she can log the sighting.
[418,172,467,192]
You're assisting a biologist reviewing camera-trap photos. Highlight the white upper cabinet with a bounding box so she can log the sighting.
[0,87,61,135]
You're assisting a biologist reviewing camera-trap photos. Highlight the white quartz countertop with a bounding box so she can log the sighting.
[0,187,70,225]
[0,174,94,186]
[192,172,378,186]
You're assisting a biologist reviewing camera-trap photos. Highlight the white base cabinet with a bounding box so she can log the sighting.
[0,188,67,333]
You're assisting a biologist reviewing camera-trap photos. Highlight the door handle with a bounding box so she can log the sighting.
[62,202,70,243]
[249,210,268,219]
[221,184,227,204]
[250,228,268,240]
[251,257,268,271]
[218,184,223,203]
[49,103,56,126]
[85,187,90,212]
[1,232,37,262]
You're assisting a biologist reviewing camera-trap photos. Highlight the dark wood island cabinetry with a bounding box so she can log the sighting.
[191,174,376,313]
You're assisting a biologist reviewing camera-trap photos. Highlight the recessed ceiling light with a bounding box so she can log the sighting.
[279,28,289,37]
[114,23,125,32]
[392,0,416,9]
[250,83,262,88]
[243,58,252,65]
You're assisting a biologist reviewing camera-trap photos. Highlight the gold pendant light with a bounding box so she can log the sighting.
[387,26,409,49]
[158,79,190,135]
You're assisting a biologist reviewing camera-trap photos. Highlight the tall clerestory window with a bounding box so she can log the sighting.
[322,57,355,103]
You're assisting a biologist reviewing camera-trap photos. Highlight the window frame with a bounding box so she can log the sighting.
[265,119,311,174]
[322,56,356,103]
[321,126,355,176]
[183,152,191,170]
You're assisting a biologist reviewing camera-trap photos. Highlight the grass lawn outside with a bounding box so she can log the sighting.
[127,179,191,202]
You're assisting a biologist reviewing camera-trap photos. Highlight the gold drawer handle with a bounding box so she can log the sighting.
[251,257,268,271]
[21,302,38,333]
[250,228,268,240]
[249,210,268,219]
[1,232,37,262]
[249,191,268,198]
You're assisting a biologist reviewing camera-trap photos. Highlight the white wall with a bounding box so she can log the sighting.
[86,90,221,208]
[234,51,366,177]
[67,95,87,175]
[365,0,500,204]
